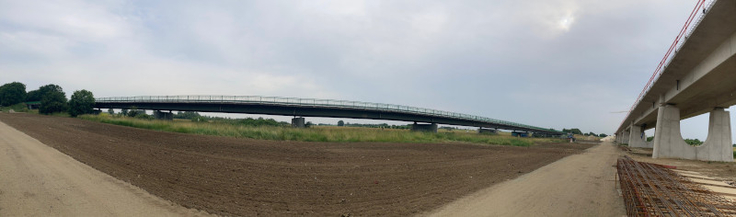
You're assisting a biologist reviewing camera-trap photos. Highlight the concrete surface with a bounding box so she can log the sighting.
[628,125,652,148]
[653,106,733,161]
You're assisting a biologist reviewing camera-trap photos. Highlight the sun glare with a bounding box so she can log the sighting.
[558,14,575,31]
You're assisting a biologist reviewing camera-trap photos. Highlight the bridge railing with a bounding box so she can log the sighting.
[96,95,558,133]
[621,0,715,129]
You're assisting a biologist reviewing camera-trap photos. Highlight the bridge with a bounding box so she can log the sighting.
[94,95,563,136]
[615,0,736,161]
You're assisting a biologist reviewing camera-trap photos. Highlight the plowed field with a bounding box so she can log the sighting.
[0,113,591,216]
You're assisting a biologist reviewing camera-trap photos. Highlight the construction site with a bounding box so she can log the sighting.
[617,146,736,216]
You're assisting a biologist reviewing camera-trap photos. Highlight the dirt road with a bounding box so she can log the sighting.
[427,142,626,216]
[0,120,208,216]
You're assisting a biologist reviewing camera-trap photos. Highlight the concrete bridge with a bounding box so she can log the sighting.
[615,0,736,161]
[94,95,563,136]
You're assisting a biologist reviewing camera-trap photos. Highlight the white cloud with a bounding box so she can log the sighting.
[0,0,706,136]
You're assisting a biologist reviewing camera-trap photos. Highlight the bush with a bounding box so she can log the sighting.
[39,88,68,115]
[68,89,95,117]
[134,113,154,120]
[0,82,27,106]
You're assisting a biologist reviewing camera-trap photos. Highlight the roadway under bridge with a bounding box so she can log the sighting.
[94,95,562,136]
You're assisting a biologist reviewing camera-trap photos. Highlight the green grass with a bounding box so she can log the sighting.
[79,114,563,146]
[0,103,29,112]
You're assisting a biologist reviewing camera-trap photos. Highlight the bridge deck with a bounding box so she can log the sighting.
[95,95,562,135]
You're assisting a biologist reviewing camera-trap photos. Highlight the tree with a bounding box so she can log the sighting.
[0,82,27,106]
[126,106,141,117]
[337,120,345,126]
[599,133,608,137]
[27,84,64,102]
[68,90,95,117]
[26,89,41,102]
[107,108,114,115]
[121,108,129,116]
[39,88,67,114]
[569,128,583,135]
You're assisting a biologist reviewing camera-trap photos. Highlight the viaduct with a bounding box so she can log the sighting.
[94,95,563,136]
[615,0,736,161]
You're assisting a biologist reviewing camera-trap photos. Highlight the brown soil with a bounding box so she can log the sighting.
[0,113,592,216]
[624,147,736,182]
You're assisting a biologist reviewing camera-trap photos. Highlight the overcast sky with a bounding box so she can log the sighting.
[0,0,724,140]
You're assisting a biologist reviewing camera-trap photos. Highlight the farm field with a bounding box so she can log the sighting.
[0,113,592,216]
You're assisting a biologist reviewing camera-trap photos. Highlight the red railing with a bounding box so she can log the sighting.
[619,0,709,130]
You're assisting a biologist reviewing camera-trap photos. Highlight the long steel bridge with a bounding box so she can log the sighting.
[94,95,563,135]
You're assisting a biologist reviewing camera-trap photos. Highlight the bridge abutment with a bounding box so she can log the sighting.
[653,106,733,162]
[411,122,437,133]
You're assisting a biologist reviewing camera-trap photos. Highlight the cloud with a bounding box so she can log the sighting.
[0,0,712,137]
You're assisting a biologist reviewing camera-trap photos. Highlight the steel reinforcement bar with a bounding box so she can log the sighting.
[616,156,736,216]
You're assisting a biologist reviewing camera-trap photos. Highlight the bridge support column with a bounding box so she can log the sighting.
[291,117,306,128]
[154,110,173,120]
[699,108,733,161]
[653,106,733,161]
[621,129,630,144]
[411,122,437,133]
[628,125,652,148]
[478,128,497,135]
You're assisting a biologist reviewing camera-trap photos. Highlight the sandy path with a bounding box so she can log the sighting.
[427,142,626,217]
[0,120,209,216]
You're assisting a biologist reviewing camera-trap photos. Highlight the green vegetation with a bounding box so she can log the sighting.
[685,138,703,146]
[39,86,68,115]
[79,114,563,146]
[68,89,95,117]
[0,103,29,112]
[562,128,582,135]
[0,82,27,106]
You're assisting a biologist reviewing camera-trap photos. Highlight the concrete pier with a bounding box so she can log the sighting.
[291,117,306,128]
[653,106,733,162]
[628,125,652,148]
[478,128,497,135]
[411,123,437,133]
[153,110,173,120]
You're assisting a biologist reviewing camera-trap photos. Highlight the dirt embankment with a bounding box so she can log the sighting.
[0,113,592,216]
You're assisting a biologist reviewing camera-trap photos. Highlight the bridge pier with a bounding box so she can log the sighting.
[653,105,733,162]
[511,131,528,137]
[628,124,652,148]
[291,117,306,128]
[411,122,437,133]
[478,128,497,135]
[621,129,630,144]
[154,110,173,120]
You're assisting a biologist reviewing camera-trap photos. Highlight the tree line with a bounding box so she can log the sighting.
[562,128,608,137]
[0,81,96,117]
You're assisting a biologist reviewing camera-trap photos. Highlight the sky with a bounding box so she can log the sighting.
[0,0,724,140]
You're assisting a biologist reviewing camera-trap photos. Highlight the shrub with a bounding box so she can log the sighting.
[68,89,95,117]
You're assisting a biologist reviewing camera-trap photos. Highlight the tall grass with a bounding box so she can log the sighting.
[79,114,563,146]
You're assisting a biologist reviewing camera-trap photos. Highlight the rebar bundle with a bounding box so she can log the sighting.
[617,156,736,216]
